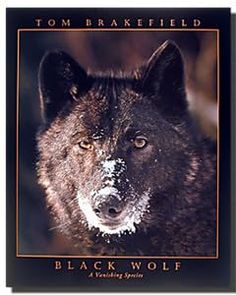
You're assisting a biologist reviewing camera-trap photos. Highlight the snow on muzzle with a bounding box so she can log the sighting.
[77,157,151,236]
[91,186,124,221]
[91,158,127,222]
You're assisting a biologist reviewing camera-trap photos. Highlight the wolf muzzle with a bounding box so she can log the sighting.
[93,195,123,220]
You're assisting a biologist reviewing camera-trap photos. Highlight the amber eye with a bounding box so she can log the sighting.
[133,136,148,149]
[79,140,94,150]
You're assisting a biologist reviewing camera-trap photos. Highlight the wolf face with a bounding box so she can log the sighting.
[37,41,216,255]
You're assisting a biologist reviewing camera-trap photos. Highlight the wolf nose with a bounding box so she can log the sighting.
[93,199,122,220]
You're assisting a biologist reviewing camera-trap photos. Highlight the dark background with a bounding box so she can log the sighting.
[6,8,232,291]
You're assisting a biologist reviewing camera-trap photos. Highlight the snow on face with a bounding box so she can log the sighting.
[77,189,151,236]
[90,158,126,203]
[101,158,126,185]
[77,157,151,237]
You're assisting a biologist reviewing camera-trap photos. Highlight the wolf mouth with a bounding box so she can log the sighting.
[99,221,124,231]
[77,189,151,236]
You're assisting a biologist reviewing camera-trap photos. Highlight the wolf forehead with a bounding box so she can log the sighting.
[68,78,154,137]
[73,77,140,118]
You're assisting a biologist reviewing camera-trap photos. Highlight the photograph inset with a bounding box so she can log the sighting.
[18,31,217,256]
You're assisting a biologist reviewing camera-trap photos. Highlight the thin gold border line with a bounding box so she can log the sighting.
[16,28,220,260]
[17,255,219,259]
[16,29,20,257]
[18,28,219,32]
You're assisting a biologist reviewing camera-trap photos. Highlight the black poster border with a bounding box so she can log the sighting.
[6,8,233,292]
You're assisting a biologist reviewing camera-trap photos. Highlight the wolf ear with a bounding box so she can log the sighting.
[39,51,89,122]
[141,40,187,119]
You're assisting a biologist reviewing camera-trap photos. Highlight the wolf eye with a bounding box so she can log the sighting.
[79,140,94,150]
[133,136,148,149]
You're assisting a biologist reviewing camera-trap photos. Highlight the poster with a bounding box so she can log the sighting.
[6,8,233,291]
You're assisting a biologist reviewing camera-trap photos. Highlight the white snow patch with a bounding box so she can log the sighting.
[92,186,121,205]
[77,188,151,236]
[97,186,118,196]
[101,158,126,179]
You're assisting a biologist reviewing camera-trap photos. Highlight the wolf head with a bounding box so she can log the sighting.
[37,41,200,241]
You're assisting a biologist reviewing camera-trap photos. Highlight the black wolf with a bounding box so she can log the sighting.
[37,40,216,256]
